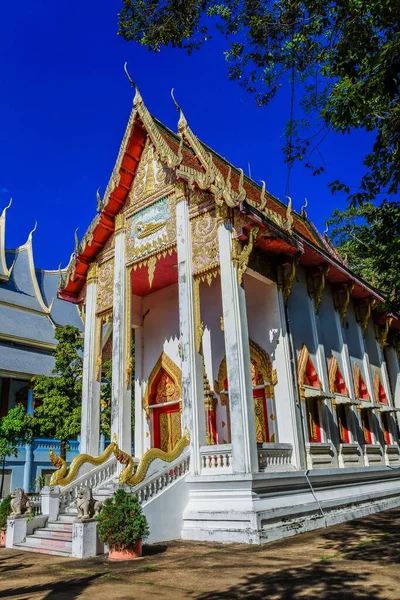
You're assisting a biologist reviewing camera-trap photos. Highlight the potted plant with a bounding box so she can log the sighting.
[0,495,11,547]
[96,489,149,560]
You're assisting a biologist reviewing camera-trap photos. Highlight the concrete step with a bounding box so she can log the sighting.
[24,534,72,552]
[13,542,71,557]
[47,521,73,533]
[34,528,72,541]
[63,507,78,515]
[56,514,76,523]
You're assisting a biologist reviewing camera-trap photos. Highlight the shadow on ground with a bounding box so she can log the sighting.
[0,575,101,600]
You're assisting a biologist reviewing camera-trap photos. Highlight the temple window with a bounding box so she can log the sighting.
[380,412,392,445]
[373,372,388,405]
[333,370,347,396]
[336,404,350,444]
[306,397,322,442]
[353,363,370,400]
[298,346,324,443]
[360,409,373,444]
[304,358,320,388]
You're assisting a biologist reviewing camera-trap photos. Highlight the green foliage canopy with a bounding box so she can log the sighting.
[328,201,400,313]
[32,325,83,448]
[119,0,400,204]
[0,404,34,461]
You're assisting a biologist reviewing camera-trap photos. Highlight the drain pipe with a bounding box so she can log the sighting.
[283,296,307,470]
[304,469,327,528]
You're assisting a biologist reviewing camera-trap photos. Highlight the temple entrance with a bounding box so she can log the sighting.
[144,353,183,452]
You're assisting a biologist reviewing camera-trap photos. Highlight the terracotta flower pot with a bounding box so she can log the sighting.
[108,540,142,561]
[0,530,6,547]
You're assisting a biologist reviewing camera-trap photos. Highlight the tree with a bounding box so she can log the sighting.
[118,0,400,204]
[0,404,34,498]
[32,325,83,459]
[327,201,400,313]
[100,359,112,439]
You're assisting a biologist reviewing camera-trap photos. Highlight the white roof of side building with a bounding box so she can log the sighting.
[0,201,83,378]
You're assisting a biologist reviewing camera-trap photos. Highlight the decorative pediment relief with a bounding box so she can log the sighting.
[126,195,176,262]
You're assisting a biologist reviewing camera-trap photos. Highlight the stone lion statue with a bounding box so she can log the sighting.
[75,486,102,522]
[10,488,34,518]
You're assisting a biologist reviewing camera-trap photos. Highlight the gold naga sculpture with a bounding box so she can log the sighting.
[49,438,118,486]
[114,428,190,486]
[49,428,190,488]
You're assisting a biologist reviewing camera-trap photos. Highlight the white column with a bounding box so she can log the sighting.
[176,186,206,475]
[276,288,303,469]
[80,263,100,456]
[111,213,132,457]
[134,326,144,459]
[218,216,258,473]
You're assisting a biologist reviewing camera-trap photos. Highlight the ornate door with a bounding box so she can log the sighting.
[156,406,182,452]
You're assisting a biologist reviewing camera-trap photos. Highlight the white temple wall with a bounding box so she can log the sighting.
[288,268,319,367]
[142,283,180,381]
[318,284,347,384]
[244,270,299,459]
[346,301,369,389]
[134,283,180,455]
[385,346,400,405]
[364,319,392,402]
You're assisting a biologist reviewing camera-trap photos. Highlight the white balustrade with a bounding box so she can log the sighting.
[58,456,118,513]
[127,450,191,505]
[200,444,232,474]
[257,443,294,471]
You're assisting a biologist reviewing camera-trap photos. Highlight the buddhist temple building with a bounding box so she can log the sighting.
[6,82,400,555]
[0,202,82,495]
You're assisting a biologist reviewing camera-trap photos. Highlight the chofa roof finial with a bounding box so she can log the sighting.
[124,62,142,106]
[300,197,308,218]
[96,187,103,213]
[27,220,37,244]
[171,88,188,135]
[74,227,80,254]
[1,197,12,219]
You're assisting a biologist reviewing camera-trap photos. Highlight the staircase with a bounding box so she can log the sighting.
[9,449,191,556]
[13,512,75,557]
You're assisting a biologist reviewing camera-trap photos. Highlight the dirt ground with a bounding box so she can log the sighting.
[1,508,400,600]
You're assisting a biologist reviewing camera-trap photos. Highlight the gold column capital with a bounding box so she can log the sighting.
[114,212,126,233]
[175,181,187,203]
[86,262,98,284]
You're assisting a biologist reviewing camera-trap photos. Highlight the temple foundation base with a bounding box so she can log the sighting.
[181,467,400,544]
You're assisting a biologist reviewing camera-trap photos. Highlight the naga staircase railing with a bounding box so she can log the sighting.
[126,449,190,506]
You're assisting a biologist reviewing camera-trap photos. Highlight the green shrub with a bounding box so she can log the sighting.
[96,489,149,550]
[0,495,11,530]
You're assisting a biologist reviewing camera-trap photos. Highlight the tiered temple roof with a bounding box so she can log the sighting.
[58,85,398,335]
[0,202,82,378]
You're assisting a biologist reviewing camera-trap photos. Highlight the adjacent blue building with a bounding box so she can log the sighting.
[0,201,83,495]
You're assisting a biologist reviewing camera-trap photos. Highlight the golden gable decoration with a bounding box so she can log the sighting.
[96,258,114,313]
[191,209,219,275]
[142,352,182,416]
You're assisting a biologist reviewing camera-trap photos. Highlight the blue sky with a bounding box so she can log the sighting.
[0,0,371,269]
